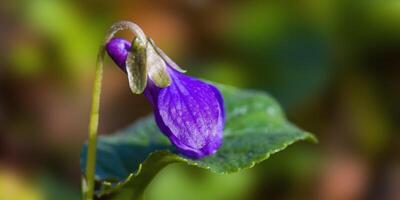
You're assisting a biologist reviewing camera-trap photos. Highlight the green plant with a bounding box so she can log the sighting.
[80,21,316,200]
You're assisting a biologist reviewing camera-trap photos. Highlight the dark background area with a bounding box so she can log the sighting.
[0,0,399,199]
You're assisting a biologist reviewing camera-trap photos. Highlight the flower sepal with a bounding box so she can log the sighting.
[125,37,148,94]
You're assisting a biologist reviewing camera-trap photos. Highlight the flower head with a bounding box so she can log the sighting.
[106,37,225,158]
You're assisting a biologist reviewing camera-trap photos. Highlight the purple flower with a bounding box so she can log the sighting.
[106,38,225,159]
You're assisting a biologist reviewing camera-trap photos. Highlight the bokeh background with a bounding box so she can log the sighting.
[1,0,400,199]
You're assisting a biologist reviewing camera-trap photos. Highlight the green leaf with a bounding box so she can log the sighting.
[80,83,316,198]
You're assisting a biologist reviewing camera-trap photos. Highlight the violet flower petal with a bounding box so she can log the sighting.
[106,38,130,72]
[106,38,225,159]
[145,67,224,158]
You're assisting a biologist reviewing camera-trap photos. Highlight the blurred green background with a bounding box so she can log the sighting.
[1,0,400,199]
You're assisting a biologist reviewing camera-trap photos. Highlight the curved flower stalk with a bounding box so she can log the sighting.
[106,38,225,158]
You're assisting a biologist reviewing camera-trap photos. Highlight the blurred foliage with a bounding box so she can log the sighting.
[25,0,100,73]
[1,0,400,199]
[0,168,80,200]
[146,165,254,200]
[0,168,43,200]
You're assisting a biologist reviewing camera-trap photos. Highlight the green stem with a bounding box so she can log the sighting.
[83,21,148,200]
[84,44,105,200]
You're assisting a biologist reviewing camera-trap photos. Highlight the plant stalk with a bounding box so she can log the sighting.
[83,21,148,200]
[85,45,105,200]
